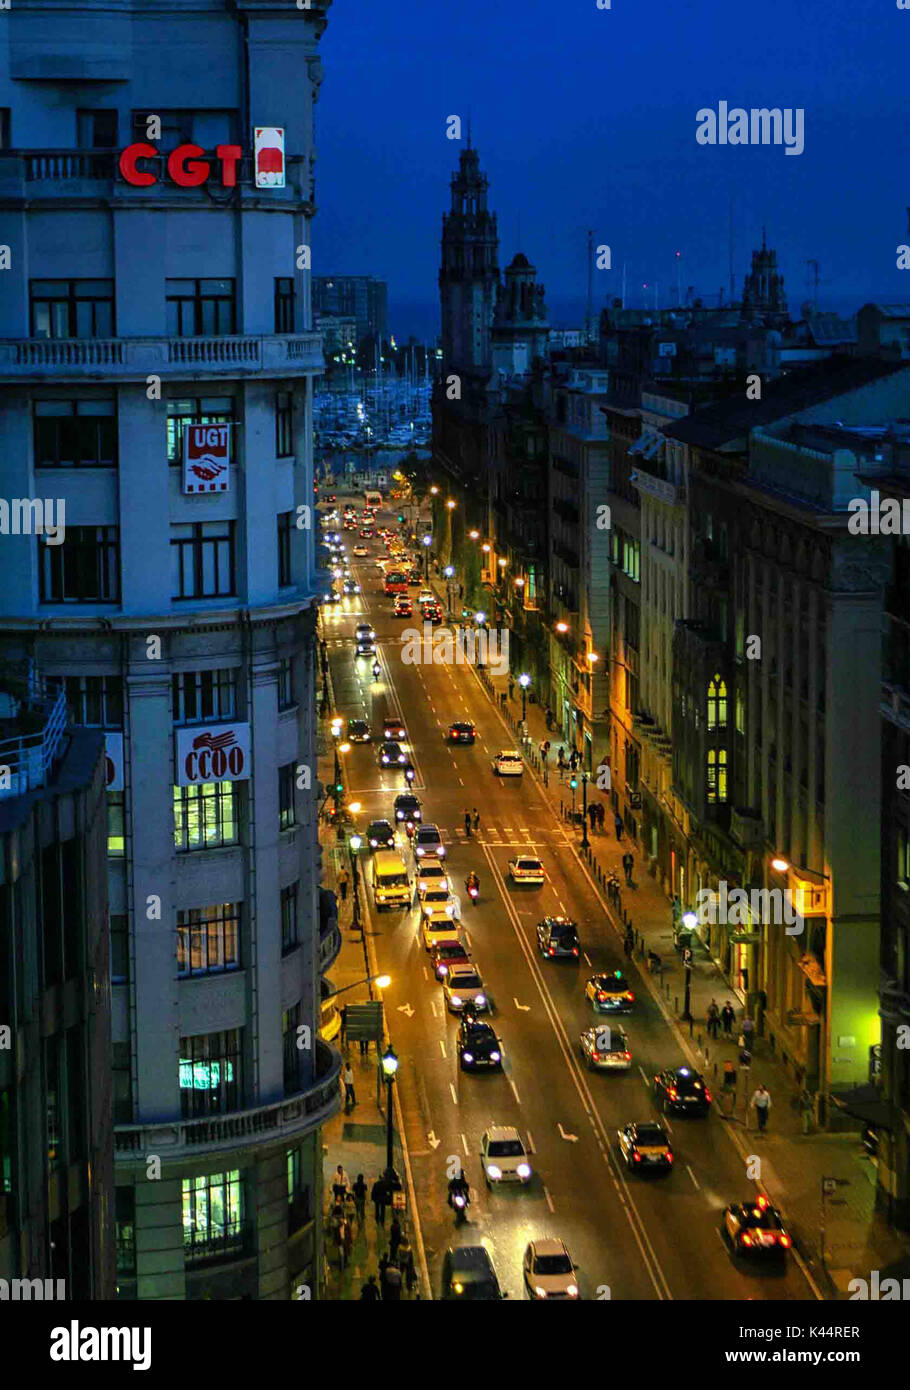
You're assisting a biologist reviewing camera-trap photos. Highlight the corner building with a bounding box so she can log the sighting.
[0,0,340,1299]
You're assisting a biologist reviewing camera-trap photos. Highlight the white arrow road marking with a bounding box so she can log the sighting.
[449,1083,458,1105]
[558,1123,579,1143]
[439,1039,447,1058]
[397,1003,414,1017]
[544,1186,555,1213]
[427,1131,441,1150]
[514,998,531,1011]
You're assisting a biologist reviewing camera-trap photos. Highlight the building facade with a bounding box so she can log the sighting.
[312,276,388,347]
[0,0,340,1300]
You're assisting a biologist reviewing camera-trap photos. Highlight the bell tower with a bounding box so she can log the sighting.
[439,141,500,375]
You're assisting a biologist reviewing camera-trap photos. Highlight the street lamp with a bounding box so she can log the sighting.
[430,485,439,497]
[556,621,569,634]
[380,1045,401,1191]
[446,499,456,511]
[469,529,480,541]
[444,564,455,619]
[680,911,697,1022]
[349,832,363,931]
[474,611,486,627]
[422,531,432,579]
[324,971,390,1000]
[518,671,531,724]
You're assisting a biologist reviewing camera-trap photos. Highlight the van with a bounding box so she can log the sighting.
[371,850,411,911]
[441,1245,505,1300]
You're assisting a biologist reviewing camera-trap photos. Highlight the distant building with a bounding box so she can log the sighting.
[0,675,115,1299]
[857,304,910,360]
[316,314,358,358]
[438,143,500,376]
[313,277,388,345]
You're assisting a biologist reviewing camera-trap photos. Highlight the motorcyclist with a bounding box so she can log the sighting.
[447,1171,470,1208]
[403,761,415,783]
[371,659,381,679]
[465,871,480,897]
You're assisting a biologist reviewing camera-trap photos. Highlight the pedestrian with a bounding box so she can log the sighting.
[539,741,547,760]
[622,851,634,886]
[342,1215,354,1267]
[588,803,598,831]
[330,1205,346,1268]
[352,1173,367,1226]
[359,1034,369,1058]
[337,865,350,903]
[382,1259,402,1301]
[332,1164,350,1205]
[371,1176,388,1226]
[707,999,720,1039]
[751,1084,772,1132]
[360,1273,381,1301]
[596,803,605,831]
[472,808,480,834]
[464,809,472,837]
[720,1001,735,1035]
[614,813,624,841]
[343,1062,356,1109]
[623,932,633,960]
[389,1214,403,1262]
[569,749,579,772]
[557,746,566,769]
[508,679,515,700]
[741,1014,755,1046]
[399,1236,416,1295]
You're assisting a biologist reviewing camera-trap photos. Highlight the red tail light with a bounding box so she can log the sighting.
[633,1151,642,1162]
[779,1233,792,1248]
[549,948,555,956]
[668,1088,678,1102]
[623,1052,631,1060]
[590,1050,599,1060]
[597,992,606,1002]
[666,1152,674,1163]
[572,948,579,956]
[741,1232,753,1246]
[625,992,635,1001]
[704,1089,713,1103]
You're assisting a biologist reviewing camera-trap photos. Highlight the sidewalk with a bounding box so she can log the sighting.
[430,574,910,1298]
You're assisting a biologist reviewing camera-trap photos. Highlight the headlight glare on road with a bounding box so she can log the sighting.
[517,1163,532,1178]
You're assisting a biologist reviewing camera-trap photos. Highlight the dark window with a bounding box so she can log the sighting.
[177,904,240,977]
[275,278,295,333]
[113,1043,132,1124]
[34,399,117,468]
[278,511,292,587]
[173,782,239,853]
[281,883,298,954]
[110,914,129,984]
[277,657,294,711]
[172,668,237,725]
[77,109,118,149]
[39,525,120,603]
[0,110,11,150]
[279,762,296,831]
[167,397,234,466]
[45,1037,61,1167]
[166,279,236,337]
[107,791,126,857]
[30,280,114,339]
[276,391,293,457]
[131,110,238,147]
[179,1029,241,1118]
[65,674,123,728]
[283,1003,303,1092]
[170,521,235,599]
[66,1026,86,1161]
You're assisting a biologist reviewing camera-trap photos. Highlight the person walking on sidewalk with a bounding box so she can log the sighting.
[332,1164,350,1205]
[342,1215,354,1268]
[382,1259,402,1301]
[343,1062,356,1110]
[623,928,634,960]
[389,1214,403,1263]
[706,999,720,1039]
[398,1234,416,1295]
[569,749,579,772]
[614,813,624,841]
[371,1176,389,1226]
[622,851,634,886]
[352,1173,367,1226]
[337,865,350,903]
[508,678,515,701]
[741,1013,755,1047]
[720,1001,735,1036]
[596,803,606,832]
[588,803,598,833]
[360,1273,381,1301]
[464,809,472,837]
[751,1083,772,1132]
[472,808,480,834]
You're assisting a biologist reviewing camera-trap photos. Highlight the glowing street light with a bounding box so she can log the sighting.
[481,543,491,553]
[469,529,480,540]
[518,671,531,723]
[475,611,486,626]
[771,857,790,873]
[430,485,439,496]
[444,565,454,578]
[381,1044,401,1190]
[556,621,569,634]
[446,499,456,511]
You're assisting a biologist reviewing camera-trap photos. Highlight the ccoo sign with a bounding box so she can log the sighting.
[176,723,251,787]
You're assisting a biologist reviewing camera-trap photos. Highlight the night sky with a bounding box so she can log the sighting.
[317,0,910,341]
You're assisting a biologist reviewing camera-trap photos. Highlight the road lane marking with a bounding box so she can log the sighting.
[638,1066,650,1085]
[439,1039,447,1058]
[526,1131,535,1153]
[686,1165,700,1190]
[461,1133,469,1155]
[509,1080,521,1105]
[449,1083,458,1105]
[544,1186,555,1213]
[514,998,530,1011]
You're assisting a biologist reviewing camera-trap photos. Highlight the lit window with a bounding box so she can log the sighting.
[706,748,728,804]
[707,674,727,731]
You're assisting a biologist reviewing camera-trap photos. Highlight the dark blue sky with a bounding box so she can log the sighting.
[317,0,910,341]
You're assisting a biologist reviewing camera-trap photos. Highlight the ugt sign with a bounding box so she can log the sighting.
[119,127,285,189]
[176,724,251,786]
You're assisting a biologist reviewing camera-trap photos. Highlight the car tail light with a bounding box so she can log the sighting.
[549,948,555,956]
[779,1233,791,1248]
[633,1152,642,1162]
[741,1232,753,1246]
[666,1152,674,1163]
[591,1050,599,1060]
[624,991,634,1001]
[572,947,579,955]
[597,992,606,1002]
[757,1195,770,1209]
[704,1089,712,1103]
[668,1088,677,1101]
[623,1052,631,1060]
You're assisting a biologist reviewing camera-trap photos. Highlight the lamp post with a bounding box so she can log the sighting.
[422,532,432,580]
[581,771,590,849]
[380,1045,401,1191]
[681,910,697,1021]
[349,832,362,934]
[518,672,531,726]
[444,564,455,619]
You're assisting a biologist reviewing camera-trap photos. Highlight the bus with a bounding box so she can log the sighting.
[384,570,409,596]
[364,489,383,510]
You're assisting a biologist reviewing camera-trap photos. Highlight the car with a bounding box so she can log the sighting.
[347,718,371,743]
[414,823,446,859]
[480,1126,532,1185]
[492,750,523,777]
[585,970,635,1014]
[353,545,369,557]
[343,519,356,530]
[359,528,373,538]
[322,589,341,604]
[393,793,422,825]
[579,1026,632,1071]
[537,916,580,958]
[653,1066,712,1116]
[508,856,545,885]
[366,819,396,851]
[441,1245,505,1301]
[722,1195,792,1259]
[443,962,488,1014]
[424,605,443,625]
[457,1018,502,1069]
[382,718,407,741]
[378,741,405,766]
[392,598,413,617]
[448,722,476,744]
[342,578,360,595]
[617,1121,674,1174]
[431,938,472,980]
[417,589,435,606]
[326,494,337,502]
[355,622,376,642]
[422,914,462,952]
[355,639,376,659]
[522,1239,579,1300]
[419,886,460,921]
[416,860,448,894]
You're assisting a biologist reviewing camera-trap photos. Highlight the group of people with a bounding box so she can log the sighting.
[327,1167,418,1296]
[463,807,481,836]
[705,998,739,1040]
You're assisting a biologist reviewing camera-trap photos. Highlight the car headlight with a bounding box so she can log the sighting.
[450,995,462,1007]
[396,811,404,819]
[486,1164,501,1180]
[490,1050,501,1062]
[566,1285,579,1298]
[423,905,432,916]
[445,904,454,917]
[516,1163,532,1179]
[416,847,424,856]
[533,1286,548,1298]
[438,847,446,857]
[462,1052,474,1063]
[438,964,448,976]
[369,838,378,847]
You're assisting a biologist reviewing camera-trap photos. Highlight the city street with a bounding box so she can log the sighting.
[321,494,817,1301]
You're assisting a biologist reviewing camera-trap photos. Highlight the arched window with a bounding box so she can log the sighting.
[706,748,727,804]
[707,674,727,730]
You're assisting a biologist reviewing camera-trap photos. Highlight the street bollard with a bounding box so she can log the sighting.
[688,1017,694,1037]
[675,996,678,1014]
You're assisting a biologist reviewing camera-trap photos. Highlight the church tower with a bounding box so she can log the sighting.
[741,229,788,322]
[439,140,500,375]
[491,252,550,378]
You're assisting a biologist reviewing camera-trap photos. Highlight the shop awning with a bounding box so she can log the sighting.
[828,1083,893,1130]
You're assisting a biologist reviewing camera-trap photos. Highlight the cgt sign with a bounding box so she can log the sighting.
[176,723,251,787]
[119,128,285,188]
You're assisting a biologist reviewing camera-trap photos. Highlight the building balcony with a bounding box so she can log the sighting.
[113,1039,341,1165]
[631,466,685,506]
[0,332,324,383]
[0,150,316,206]
[730,805,764,849]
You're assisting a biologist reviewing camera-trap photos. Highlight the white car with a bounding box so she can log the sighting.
[417,589,435,606]
[442,962,488,1014]
[508,856,545,885]
[523,1239,579,1300]
[492,750,523,777]
[414,824,446,859]
[481,1126,532,1185]
[353,545,369,557]
[416,861,449,895]
[419,887,461,923]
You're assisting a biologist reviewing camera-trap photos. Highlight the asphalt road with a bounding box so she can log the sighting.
[321,495,818,1303]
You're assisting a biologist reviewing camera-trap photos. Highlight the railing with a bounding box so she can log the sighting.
[25,150,116,181]
[0,332,324,379]
[0,684,68,800]
[114,1040,341,1159]
[184,1221,254,1267]
[5,150,315,202]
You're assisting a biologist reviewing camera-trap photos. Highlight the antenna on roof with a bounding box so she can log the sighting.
[807,260,820,313]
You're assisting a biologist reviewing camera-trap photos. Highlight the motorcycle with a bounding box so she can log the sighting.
[403,765,415,784]
[448,1189,470,1225]
[371,661,381,680]
[465,877,480,904]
